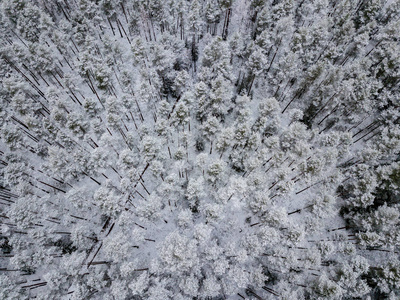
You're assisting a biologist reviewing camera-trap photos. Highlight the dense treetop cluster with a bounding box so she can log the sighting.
[0,0,400,299]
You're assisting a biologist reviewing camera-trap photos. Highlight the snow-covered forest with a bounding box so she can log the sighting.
[0,0,399,299]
